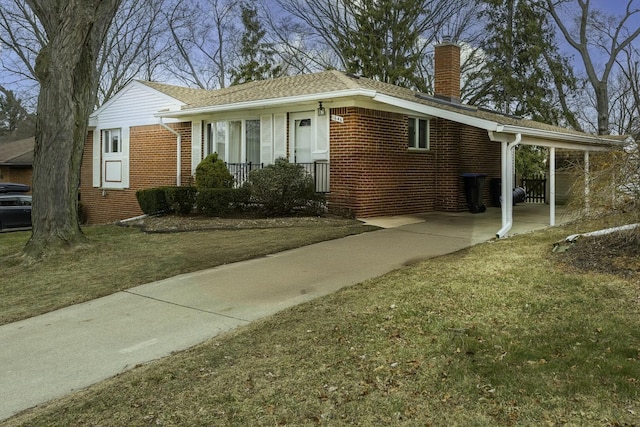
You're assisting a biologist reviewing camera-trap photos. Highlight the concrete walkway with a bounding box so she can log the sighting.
[0,205,569,421]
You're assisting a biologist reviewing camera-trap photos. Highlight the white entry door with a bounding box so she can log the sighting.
[290,112,314,163]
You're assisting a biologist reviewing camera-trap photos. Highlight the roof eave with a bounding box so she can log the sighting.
[155,88,378,118]
[502,125,623,150]
[372,93,501,131]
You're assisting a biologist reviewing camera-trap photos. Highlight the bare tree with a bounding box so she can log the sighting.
[0,0,170,107]
[268,0,464,89]
[164,0,239,89]
[97,0,171,105]
[24,0,121,258]
[543,0,640,135]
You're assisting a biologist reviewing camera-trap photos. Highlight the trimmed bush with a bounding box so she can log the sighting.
[196,187,250,217]
[136,188,168,215]
[195,153,234,189]
[245,158,325,216]
[164,186,197,215]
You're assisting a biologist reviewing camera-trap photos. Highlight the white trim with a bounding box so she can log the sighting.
[191,121,203,175]
[92,130,101,187]
[550,147,556,227]
[374,93,500,132]
[156,89,377,118]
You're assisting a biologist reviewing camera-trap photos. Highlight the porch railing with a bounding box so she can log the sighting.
[226,162,330,193]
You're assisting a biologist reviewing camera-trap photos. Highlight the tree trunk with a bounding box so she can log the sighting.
[594,81,610,135]
[24,0,121,259]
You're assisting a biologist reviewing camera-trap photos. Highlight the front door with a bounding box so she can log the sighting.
[291,112,313,163]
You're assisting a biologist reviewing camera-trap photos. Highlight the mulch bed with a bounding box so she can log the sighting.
[119,214,362,233]
[555,229,640,280]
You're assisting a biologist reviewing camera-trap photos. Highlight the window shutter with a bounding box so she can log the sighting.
[92,130,101,187]
[273,113,287,160]
[121,127,130,188]
[315,114,329,160]
[260,115,273,165]
[191,121,203,175]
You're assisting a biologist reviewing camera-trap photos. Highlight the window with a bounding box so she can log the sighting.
[206,119,261,164]
[245,119,260,165]
[408,117,429,150]
[103,129,121,153]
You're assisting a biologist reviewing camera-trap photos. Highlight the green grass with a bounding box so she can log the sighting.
[3,222,639,426]
[0,220,375,326]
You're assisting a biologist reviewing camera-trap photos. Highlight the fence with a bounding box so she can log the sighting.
[226,162,330,193]
[521,175,547,203]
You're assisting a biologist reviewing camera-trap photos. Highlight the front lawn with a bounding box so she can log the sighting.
[4,220,638,426]
[0,217,375,326]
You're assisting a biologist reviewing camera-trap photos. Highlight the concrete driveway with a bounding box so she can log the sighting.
[0,205,569,421]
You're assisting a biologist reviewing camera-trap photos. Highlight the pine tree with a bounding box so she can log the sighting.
[0,87,35,142]
[230,3,282,86]
[470,0,578,127]
[336,0,424,89]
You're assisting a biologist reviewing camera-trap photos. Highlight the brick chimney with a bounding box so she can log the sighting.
[434,40,461,102]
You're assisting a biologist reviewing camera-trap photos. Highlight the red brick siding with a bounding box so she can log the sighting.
[0,167,32,191]
[432,118,501,211]
[328,107,501,217]
[329,107,436,217]
[80,122,192,224]
[434,43,461,100]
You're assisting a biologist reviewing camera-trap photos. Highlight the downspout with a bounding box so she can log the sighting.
[496,133,521,238]
[159,119,182,187]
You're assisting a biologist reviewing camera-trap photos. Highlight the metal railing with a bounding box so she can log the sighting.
[226,162,330,193]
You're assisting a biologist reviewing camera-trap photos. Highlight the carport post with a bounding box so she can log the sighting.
[584,151,590,213]
[549,147,556,226]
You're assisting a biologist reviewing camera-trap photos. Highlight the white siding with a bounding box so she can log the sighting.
[90,81,184,189]
[93,82,183,129]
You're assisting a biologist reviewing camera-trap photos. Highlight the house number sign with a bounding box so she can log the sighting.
[331,114,344,123]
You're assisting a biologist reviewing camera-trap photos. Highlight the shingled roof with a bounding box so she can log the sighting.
[0,137,34,166]
[144,71,621,147]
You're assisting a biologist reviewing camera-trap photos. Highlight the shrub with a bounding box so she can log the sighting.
[136,188,168,215]
[195,153,234,189]
[196,187,250,217]
[164,186,197,215]
[245,158,325,216]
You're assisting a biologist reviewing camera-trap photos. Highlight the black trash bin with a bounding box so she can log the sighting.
[462,173,487,213]
[490,178,501,207]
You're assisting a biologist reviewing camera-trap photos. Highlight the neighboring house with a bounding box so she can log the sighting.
[81,42,622,236]
[0,137,34,191]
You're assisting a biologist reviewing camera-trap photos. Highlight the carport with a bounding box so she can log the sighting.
[488,128,624,238]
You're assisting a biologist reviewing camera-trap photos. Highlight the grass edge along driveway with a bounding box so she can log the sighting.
[3,220,639,426]
[0,219,377,326]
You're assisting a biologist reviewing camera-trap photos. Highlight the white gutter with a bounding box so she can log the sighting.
[495,133,521,238]
[159,118,182,186]
[155,89,378,118]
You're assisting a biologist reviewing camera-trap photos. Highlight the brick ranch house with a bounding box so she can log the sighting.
[81,42,621,236]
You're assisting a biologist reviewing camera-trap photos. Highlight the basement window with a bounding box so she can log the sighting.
[408,117,429,150]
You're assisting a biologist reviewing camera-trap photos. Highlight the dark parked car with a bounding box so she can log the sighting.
[0,193,32,231]
[0,182,30,194]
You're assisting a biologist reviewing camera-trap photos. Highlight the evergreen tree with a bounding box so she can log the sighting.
[230,3,282,85]
[470,0,578,127]
[0,87,35,142]
[337,0,426,90]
